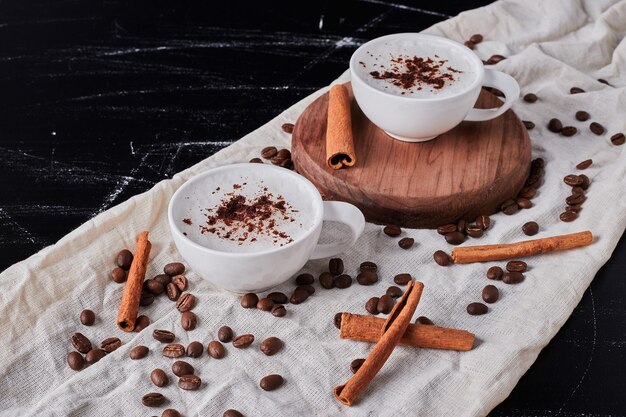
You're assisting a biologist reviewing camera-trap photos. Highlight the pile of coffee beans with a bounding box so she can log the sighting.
[382,225,415,250]
[559,165,591,222]
[363,272,413,315]
[467,260,529,315]
[250,144,294,170]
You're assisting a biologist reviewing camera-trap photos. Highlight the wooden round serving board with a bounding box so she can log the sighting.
[292,82,531,229]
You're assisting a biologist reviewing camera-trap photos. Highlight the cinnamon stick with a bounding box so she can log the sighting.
[340,313,474,351]
[326,84,356,170]
[452,230,593,264]
[116,231,152,332]
[334,281,424,406]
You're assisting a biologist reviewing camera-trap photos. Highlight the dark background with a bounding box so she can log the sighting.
[1,1,624,415]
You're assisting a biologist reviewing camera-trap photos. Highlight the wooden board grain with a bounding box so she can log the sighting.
[292,82,531,228]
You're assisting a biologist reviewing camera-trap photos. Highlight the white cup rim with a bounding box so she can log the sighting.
[349,33,485,102]
[168,163,324,258]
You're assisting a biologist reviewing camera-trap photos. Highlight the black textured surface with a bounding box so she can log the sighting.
[1,1,624,415]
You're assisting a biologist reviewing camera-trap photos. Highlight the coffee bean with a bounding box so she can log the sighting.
[145,279,165,296]
[570,87,585,94]
[218,326,233,343]
[130,345,149,360]
[469,33,483,44]
[67,351,84,371]
[140,291,155,306]
[561,126,577,137]
[445,231,465,245]
[500,199,519,215]
[565,204,582,213]
[506,260,527,273]
[433,250,450,266]
[576,159,593,170]
[437,224,457,235]
[163,344,185,358]
[172,275,188,292]
[523,93,537,103]
[532,157,545,169]
[365,297,379,314]
[298,284,316,295]
[154,274,172,286]
[276,148,291,160]
[415,316,434,325]
[464,40,475,49]
[111,267,127,283]
[482,285,499,303]
[334,274,352,289]
[257,298,275,311]
[503,271,525,284]
[559,211,578,222]
[71,333,92,354]
[249,157,263,163]
[515,197,533,209]
[167,283,181,301]
[350,358,366,374]
[329,258,344,275]
[176,293,196,312]
[486,266,503,280]
[116,249,133,270]
[575,110,590,121]
[566,193,586,205]
[467,302,488,315]
[240,293,259,308]
[487,54,505,64]
[522,221,539,236]
[590,122,605,135]
[101,337,122,353]
[386,286,403,299]
[80,309,95,326]
[181,311,198,331]
[163,409,181,417]
[359,261,378,273]
[187,341,203,358]
[131,316,150,333]
[579,174,590,190]
[548,118,563,133]
[334,312,343,329]
[260,337,283,356]
[142,392,166,407]
[377,295,395,314]
[271,305,287,317]
[151,368,169,387]
[523,120,535,130]
[178,375,202,391]
[518,186,537,199]
[394,273,412,285]
[260,374,284,391]
[261,146,278,159]
[203,340,225,359]
[466,224,484,238]
[563,174,582,186]
[232,334,254,349]
[282,123,295,134]
[398,237,414,249]
[356,270,378,286]
[318,272,334,289]
[224,410,244,417]
[267,292,288,304]
[295,273,314,285]
[164,262,185,276]
[290,288,309,304]
[172,360,194,377]
[383,224,402,237]
[611,133,625,145]
[153,330,175,343]
[476,215,490,230]
[85,348,106,365]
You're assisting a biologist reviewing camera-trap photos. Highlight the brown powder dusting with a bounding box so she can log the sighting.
[182,218,192,225]
[369,54,462,91]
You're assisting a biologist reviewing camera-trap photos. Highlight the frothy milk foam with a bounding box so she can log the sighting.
[354,38,477,98]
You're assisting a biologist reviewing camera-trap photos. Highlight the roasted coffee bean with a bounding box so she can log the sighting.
[444,231,466,245]
[297,284,315,295]
[164,262,185,276]
[563,174,582,186]
[172,275,188,292]
[467,302,488,315]
[476,215,491,230]
[240,293,259,308]
[163,409,182,417]
[487,54,505,64]
[383,224,402,237]
[232,334,254,349]
[218,326,234,343]
[523,93,537,103]
[178,375,201,391]
[101,337,122,353]
[318,272,334,289]
[575,110,590,121]
[172,360,194,377]
[576,159,593,170]
[290,288,309,304]
[433,250,451,266]
[464,40,475,49]
[566,204,582,213]
[334,312,343,329]
[482,285,499,303]
[181,311,198,331]
[566,193,586,205]
[67,351,84,371]
[208,341,226,358]
[295,273,314,285]
[154,274,172,286]
[571,186,584,196]
[360,261,378,273]
[187,341,203,358]
[223,410,245,417]
[518,186,537,199]
[466,224,484,238]
[393,273,412,285]
[130,345,149,360]
[140,291,155,306]
[282,123,295,134]
[437,223,457,235]
[71,333,92,354]
[457,218,467,233]
[350,358,366,374]
[487,266,503,280]
[167,283,181,301]
[334,274,352,289]
[277,148,291,159]
[523,120,535,130]
[561,126,577,137]
[611,133,626,145]
[153,330,175,343]
[579,174,590,190]
[133,315,150,333]
[142,392,166,407]
[469,33,483,44]
[365,297,379,314]
[260,337,283,356]
[257,298,275,311]
[570,87,585,94]
[260,374,284,391]
[80,309,95,326]
[415,316,434,325]
[386,286,403,299]
[111,267,127,283]
[377,295,395,314]
[548,118,563,133]
[249,157,263,163]
[503,271,525,284]
[261,146,278,159]
[116,249,133,270]
[590,122,605,135]
[522,221,539,236]
[515,197,533,209]
[506,260,528,273]
[329,258,344,275]
[271,304,287,317]
[162,344,185,358]
[151,368,169,387]
[146,279,165,296]
[398,237,414,249]
[267,292,288,304]
[356,270,378,286]
[176,293,196,312]
[85,348,106,365]
[532,157,545,169]
[501,199,519,215]
[559,211,578,222]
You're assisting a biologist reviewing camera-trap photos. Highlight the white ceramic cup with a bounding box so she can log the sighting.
[168,163,365,293]
[349,33,520,142]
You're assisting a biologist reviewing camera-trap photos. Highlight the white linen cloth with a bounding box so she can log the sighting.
[1,0,625,415]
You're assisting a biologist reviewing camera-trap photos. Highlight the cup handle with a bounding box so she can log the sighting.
[464,69,520,122]
[309,201,365,260]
